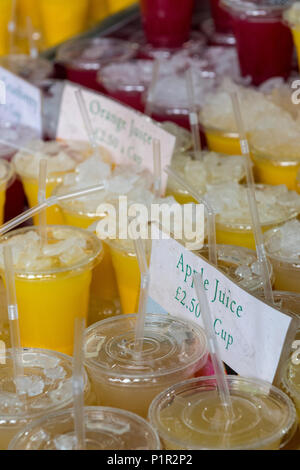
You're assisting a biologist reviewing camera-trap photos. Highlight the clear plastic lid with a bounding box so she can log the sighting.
[0,123,39,159]
[56,37,138,70]
[158,122,192,153]
[0,348,88,421]
[221,0,292,17]
[195,244,274,293]
[264,219,300,264]
[149,375,297,450]
[8,406,161,450]
[281,357,300,406]
[0,55,53,84]
[0,159,15,189]
[99,59,153,92]
[0,225,103,277]
[84,314,208,382]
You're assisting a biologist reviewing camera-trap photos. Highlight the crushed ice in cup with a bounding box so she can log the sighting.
[265,219,300,261]
[16,375,45,397]
[54,434,77,451]
[43,366,67,381]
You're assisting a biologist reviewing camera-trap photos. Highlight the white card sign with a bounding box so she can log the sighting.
[147,226,293,383]
[0,66,42,134]
[56,83,176,192]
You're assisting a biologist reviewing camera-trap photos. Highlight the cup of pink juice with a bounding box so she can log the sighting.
[210,0,233,34]
[140,0,195,48]
[221,0,294,86]
[55,37,138,92]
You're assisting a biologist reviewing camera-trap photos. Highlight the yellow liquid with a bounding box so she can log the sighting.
[61,209,119,322]
[165,188,197,205]
[252,152,300,191]
[89,0,109,25]
[205,129,242,156]
[22,177,65,225]
[0,184,6,225]
[157,392,286,450]
[269,257,300,294]
[13,269,92,355]
[108,243,141,315]
[292,28,300,74]
[17,0,40,30]
[0,0,12,56]
[216,222,277,251]
[108,0,136,14]
[39,0,89,48]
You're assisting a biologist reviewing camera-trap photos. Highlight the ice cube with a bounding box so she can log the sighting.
[43,365,67,381]
[54,434,76,451]
[235,265,252,279]
[16,375,45,397]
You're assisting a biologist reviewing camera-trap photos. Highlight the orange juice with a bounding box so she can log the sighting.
[13,140,93,225]
[0,0,12,56]
[89,0,109,26]
[39,0,89,48]
[284,4,300,73]
[0,348,91,450]
[0,160,14,224]
[0,226,102,355]
[204,127,241,155]
[108,0,136,14]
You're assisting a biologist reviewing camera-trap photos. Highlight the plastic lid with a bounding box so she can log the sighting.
[0,123,39,159]
[221,0,292,16]
[0,55,53,84]
[84,314,208,382]
[56,37,138,70]
[281,358,300,404]
[0,348,86,421]
[8,406,161,450]
[0,225,103,277]
[149,375,297,450]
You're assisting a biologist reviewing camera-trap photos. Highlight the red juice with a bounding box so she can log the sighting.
[140,0,195,48]
[55,38,138,92]
[222,0,293,86]
[210,0,233,34]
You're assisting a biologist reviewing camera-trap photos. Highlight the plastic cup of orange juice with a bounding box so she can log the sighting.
[0,159,14,225]
[0,0,13,56]
[0,225,103,355]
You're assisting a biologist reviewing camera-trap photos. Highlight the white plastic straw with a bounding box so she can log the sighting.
[26,16,38,59]
[72,318,86,450]
[133,237,150,355]
[185,69,202,161]
[74,88,99,156]
[165,166,218,266]
[3,245,24,396]
[153,138,162,198]
[0,183,106,236]
[230,92,274,305]
[193,273,234,420]
[145,60,160,117]
[38,159,47,247]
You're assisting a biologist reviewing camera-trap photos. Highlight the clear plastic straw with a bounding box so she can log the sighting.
[185,69,202,161]
[38,159,47,247]
[72,317,86,450]
[153,138,162,198]
[3,245,24,396]
[145,60,160,117]
[133,237,150,355]
[193,272,234,420]
[26,16,38,59]
[230,92,274,305]
[74,88,99,156]
[165,166,217,266]
[0,183,106,236]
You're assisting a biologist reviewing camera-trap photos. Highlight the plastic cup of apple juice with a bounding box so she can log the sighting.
[0,348,91,450]
[166,151,246,205]
[8,406,161,450]
[148,375,297,450]
[0,0,12,56]
[264,219,300,294]
[0,225,103,355]
[84,313,208,418]
[38,0,89,48]
[13,140,95,225]
[0,160,14,225]
[206,183,300,250]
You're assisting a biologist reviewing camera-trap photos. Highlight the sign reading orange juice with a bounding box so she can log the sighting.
[57,83,176,192]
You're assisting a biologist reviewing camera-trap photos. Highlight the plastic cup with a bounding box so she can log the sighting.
[0,54,54,85]
[281,357,300,423]
[84,314,208,418]
[0,160,14,225]
[0,0,13,56]
[149,375,297,450]
[56,37,137,92]
[203,126,241,155]
[195,244,274,296]
[13,140,94,225]
[99,60,153,113]
[0,226,103,355]
[9,406,160,450]
[39,0,89,48]
[210,0,233,34]
[251,139,300,192]
[107,0,137,14]
[140,0,194,48]
[55,190,120,325]
[0,347,91,450]
[264,223,300,294]
[221,0,293,86]
[88,0,109,26]
[201,18,236,47]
